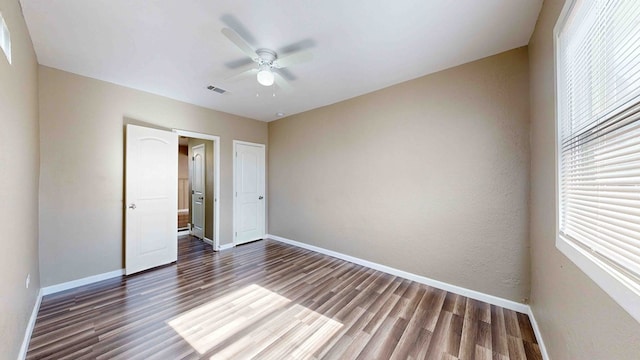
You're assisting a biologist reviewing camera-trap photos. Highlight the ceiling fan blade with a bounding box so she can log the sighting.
[273,51,313,69]
[275,67,296,81]
[221,28,257,60]
[274,72,293,92]
[225,67,257,82]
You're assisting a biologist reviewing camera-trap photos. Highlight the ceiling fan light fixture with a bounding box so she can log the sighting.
[257,65,275,86]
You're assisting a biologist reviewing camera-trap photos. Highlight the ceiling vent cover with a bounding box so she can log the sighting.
[206,85,227,94]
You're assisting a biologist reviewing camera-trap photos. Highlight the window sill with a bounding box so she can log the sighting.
[556,236,640,323]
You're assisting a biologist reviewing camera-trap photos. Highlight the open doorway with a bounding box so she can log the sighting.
[177,141,190,232]
[174,130,221,250]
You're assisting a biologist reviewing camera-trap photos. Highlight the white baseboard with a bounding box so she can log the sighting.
[16,236,549,360]
[267,234,550,359]
[267,234,549,359]
[41,269,124,296]
[218,242,235,251]
[527,306,550,360]
[177,229,190,236]
[18,289,43,360]
[267,234,528,312]
[202,237,214,246]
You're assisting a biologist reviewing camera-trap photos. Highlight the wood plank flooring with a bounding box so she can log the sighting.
[27,236,541,360]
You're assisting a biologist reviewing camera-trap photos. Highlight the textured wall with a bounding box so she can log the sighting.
[38,66,267,286]
[269,48,530,301]
[528,0,640,358]
[0,0,40,358]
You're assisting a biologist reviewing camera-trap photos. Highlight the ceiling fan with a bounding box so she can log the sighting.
[221,27,312,88]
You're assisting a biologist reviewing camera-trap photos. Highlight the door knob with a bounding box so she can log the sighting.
[258,196,264,200]
[128,203,136,209]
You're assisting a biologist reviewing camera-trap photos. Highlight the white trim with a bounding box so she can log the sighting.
[173,129,220,251]
[41,269,124,296]
[217,242,235,251]
[202,237,214,246]
[233,140,266,246]
[267,234,550,359]
[18,289,42,360]
[17,241,548,360]
[553,0,572,245]
[177,229,190,236]
[0,12,12,65]
[527,307,550,360]
[266,234,529,313]
[557,239,640,322]
[178,208,189,214]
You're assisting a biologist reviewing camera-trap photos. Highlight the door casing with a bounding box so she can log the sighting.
[174,129,221,250]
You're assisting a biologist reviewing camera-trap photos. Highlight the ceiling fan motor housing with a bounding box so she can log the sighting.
[256,48,277,67]
[255,49,277,86]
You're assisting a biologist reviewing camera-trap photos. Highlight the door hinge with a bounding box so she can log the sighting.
[192,190,194,194]
[192,156,195,161]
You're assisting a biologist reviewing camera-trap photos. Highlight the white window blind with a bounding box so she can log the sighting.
[557,0,640,300]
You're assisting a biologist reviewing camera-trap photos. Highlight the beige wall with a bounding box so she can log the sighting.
[269,48,530,301]
[528,0,640,358]
[0,0,40,357]
[38,66,267,286]
[188,138,215,240]
[178,145,188,179]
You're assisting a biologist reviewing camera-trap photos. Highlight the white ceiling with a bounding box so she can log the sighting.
[20,0,542,122]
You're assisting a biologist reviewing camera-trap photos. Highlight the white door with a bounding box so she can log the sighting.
[125,124,178,275]
[191,144,205,239]
[234,141,266,245]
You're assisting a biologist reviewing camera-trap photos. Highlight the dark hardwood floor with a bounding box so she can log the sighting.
[27,236,541,360]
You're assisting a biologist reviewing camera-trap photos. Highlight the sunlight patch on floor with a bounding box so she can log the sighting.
[168,284,343,358]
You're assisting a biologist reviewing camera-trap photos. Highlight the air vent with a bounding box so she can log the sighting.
[206,85,227,94]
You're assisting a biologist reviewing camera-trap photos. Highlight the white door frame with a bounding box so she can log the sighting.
[174,129,221,251]
[233,140,266,246]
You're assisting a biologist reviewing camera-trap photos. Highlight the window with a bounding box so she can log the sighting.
[555,0,640,322]
[0,12,10,64]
